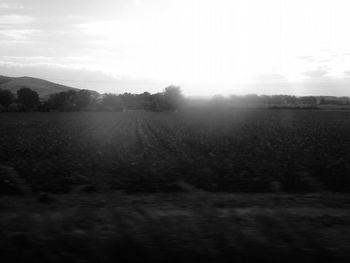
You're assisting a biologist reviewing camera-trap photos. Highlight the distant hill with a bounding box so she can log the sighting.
[0,75,79,98]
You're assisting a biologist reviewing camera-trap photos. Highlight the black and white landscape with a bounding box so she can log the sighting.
[1,1,350,262]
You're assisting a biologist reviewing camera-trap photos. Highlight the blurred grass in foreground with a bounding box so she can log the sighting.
[0,193,349,263]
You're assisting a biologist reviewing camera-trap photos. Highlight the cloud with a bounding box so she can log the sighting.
[0,15,34,25]
[1,0,350,96]
[0,14,37,44]
[0,2,26,10]
[298,54,334,64]
[0,55,94,67]
[0,29,39,40]
[298,56,316,62]
[318,58,332,63]
[253,73,288,83]
[2,0,134,20]
[302,69,328,78]
[2,55,55,61]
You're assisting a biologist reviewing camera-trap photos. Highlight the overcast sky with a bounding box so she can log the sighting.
[1,0,350,96]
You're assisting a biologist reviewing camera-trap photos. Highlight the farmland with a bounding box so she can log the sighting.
[1,109,350,262]
[1,109,350,193]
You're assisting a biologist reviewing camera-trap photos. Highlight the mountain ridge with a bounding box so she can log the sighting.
[0,75,80,98]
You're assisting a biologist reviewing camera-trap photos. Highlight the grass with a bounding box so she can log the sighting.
[0,193,350,263]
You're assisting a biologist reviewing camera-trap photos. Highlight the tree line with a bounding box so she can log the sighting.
[0,87,39,112]
[208,94,350,108]
[1,86,350,112]
[0,86,184,112]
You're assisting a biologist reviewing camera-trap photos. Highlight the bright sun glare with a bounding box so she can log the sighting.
[74,0,350,95]
[2,0,350,95]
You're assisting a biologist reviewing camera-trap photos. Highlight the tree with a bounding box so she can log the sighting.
[243,94,260,104]
[149,93,166,112]
[76,89,96,109]
[99,94,124,111]
[163,85,184,111]
[138,92,153,110]
[120,93,138,109]
[48,91,67,110]
[210,94,226,107]
[17,87,39,108]
[48,90,81,111]
[7,102,27,112]
[300,96,317,106]
[0,89,15,107]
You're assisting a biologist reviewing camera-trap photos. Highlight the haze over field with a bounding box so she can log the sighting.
[1,0,350,96]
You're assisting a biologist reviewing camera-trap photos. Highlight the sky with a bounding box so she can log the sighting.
[1,0,350,96]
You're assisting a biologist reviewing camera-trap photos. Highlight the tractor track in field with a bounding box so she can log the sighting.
[124,113,183,160]
[143,119,191,159]
[133,114,160,156]
[134,114,192,160]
